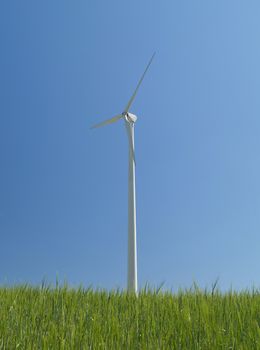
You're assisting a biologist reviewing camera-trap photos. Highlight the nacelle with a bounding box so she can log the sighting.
[126,113,138,123]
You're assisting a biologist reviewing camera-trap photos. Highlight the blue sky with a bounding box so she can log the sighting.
[1,1,260,291]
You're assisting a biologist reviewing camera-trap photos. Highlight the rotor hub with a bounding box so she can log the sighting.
[124,112,138,124]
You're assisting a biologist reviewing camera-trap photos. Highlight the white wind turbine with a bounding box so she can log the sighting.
[91,53,155,294]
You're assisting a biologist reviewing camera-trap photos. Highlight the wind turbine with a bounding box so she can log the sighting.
[91,53,155,294]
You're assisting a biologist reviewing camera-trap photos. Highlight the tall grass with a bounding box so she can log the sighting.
[0,284,260,349]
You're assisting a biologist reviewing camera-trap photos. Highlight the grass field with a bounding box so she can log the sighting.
[0,284,260,349]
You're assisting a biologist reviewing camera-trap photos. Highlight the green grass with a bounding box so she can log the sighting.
[0,284,260,349]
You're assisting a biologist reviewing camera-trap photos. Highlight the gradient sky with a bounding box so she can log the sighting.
[1,1,260,291]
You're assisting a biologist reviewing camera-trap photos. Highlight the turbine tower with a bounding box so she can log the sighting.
[91,53,155,293]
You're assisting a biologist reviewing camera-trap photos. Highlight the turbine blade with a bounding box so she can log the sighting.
[129,134,136,164]
[124,52,155,113]
[90,114,123,129]
[125,121,136,164]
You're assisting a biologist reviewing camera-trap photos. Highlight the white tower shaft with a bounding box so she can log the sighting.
[126,122,137,294]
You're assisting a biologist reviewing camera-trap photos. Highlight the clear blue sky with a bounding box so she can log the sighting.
[1,1,260,291]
